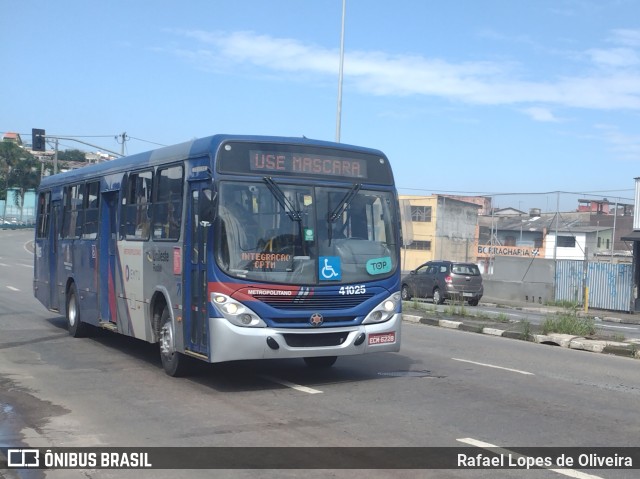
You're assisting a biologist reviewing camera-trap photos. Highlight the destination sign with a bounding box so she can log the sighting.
[217,141,393,185]
[249,150,367,179]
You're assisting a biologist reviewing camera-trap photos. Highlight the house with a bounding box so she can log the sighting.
[2,132,23,145]
[399,195,481,271]
[477,210,622,272]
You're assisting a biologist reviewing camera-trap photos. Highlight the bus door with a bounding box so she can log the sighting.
[184,182,213,357]
[49,200,61,311]
[99,191,118,323]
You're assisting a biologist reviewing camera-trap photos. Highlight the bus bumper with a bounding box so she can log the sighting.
[207,313,402,363]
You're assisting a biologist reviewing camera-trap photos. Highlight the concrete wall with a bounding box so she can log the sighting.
[483,256,555,304]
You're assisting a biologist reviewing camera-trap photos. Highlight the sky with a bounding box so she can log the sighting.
[3,0,640,212]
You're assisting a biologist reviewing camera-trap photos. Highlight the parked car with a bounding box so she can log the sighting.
[401,260,483,306]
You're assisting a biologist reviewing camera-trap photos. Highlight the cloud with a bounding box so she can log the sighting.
[596,124,640,160]
[610,29,640,47]
[586,47,640,68]
[164,29,640,112]
[521,107,562,122]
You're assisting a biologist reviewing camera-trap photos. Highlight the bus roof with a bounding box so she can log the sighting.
[38,134,389,190]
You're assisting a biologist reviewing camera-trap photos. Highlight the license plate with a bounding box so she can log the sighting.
[368,332,396,345]
[463,292,474,297]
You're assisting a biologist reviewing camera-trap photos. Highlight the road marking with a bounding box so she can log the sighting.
[6,286,20,292]
[452,358,534,376]
[260,375,323,394]
[457,438,604,479]
[0,263,9,267]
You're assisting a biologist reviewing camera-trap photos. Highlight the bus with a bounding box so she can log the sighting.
[33,135,402,376]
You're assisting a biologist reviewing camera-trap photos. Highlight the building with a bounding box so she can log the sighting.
[399,195,480,271]
[2,132,23,146]
[477,209,629,273]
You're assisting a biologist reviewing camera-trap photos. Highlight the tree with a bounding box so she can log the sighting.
[58,149,87,163]
[0,141,41,207]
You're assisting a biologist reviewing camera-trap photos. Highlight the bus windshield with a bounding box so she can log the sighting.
[215,180,398,285]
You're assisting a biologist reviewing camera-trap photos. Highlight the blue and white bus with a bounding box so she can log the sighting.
[33,135,402,376]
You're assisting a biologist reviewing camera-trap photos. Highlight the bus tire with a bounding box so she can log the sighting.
[67,283,87,338]
[303,356,337,368]
[159,307,190,377]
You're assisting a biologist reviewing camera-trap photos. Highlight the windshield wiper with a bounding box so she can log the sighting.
[263,177,306,266]
[327,183,361,244]
[263,177,302,222]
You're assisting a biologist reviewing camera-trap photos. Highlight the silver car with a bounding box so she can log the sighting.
[401,260,483,306]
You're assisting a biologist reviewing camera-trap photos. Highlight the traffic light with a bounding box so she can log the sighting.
[32,128,45,151]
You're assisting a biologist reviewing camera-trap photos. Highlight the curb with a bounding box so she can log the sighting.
[403,314,640,360]
[482,300,640,326]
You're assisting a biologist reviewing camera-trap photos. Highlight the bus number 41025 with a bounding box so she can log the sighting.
[339,285,366,295]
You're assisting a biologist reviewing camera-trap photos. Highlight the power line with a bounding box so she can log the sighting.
[127,136,167,147]
[399,187,634,196]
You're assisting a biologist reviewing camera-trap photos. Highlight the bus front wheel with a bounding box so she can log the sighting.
[159,307,190,377]
[67,283,88,338]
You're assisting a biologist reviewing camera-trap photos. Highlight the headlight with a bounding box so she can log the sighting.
[363,292,401,324]
[210,293,266,328]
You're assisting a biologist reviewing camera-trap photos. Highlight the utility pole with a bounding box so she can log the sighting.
[335,0,346,143]
[117,132,128,156]
[54,138,59,175]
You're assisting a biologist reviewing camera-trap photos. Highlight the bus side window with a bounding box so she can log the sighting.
[36,191,51,239]
[62,184,83,239]
[82,181,100,239]
[152,164,183,241]
[120,170,153,240]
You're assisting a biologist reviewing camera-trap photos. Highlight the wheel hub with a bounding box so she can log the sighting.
[160,322,175,355]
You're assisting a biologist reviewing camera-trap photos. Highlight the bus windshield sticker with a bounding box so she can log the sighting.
[304,228,314,241]
[319,256,341,281]
[366,257,392,275]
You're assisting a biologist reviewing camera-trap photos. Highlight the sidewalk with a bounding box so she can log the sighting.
[480,296,640,325]
[401,298,640,360]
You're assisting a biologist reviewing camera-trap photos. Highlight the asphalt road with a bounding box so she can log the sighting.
[1,229,639,479]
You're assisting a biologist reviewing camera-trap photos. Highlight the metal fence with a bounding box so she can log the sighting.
[555,260,633,312]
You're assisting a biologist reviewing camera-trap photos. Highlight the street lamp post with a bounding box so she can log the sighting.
[335,0,346,143]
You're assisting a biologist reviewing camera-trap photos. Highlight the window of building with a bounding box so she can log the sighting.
[557,235,576,248]
[504,236,516,246]
[410,205,432,222]
[405,240,431,250]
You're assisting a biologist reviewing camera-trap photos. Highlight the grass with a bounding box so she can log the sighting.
[445,302,468,317]
[521,320,532,341]
[542,309,596,336]
[545,300,581,310]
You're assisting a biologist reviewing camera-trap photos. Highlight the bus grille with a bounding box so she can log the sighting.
[282,332,349,348]
[254,293,374,310]
[270,316,356,325]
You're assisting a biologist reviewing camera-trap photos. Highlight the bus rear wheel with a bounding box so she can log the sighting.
[67,283,88,338]
[303,356,337,368]
[159,307,190,377]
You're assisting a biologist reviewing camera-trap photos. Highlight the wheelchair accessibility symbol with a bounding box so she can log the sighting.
[319,256,341,281]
